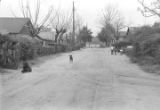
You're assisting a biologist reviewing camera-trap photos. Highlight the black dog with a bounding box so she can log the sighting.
[69,55,73,62]
[21,61,32,73]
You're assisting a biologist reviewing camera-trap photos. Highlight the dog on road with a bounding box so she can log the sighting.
[69,55,73,62]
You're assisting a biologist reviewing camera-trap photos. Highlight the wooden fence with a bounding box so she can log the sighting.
[0,41,20,69]
[0,39,83,69]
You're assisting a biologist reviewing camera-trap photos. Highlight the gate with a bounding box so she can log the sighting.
[0,40,20,69]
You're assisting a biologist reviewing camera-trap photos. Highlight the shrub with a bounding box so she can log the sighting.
[128,31,160,65]
[125,24,160,66]
[113,41,132,48]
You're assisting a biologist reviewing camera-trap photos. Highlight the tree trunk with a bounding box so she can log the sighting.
[55,34,59,53]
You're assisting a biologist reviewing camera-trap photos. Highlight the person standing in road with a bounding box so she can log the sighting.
[110,46,114,55]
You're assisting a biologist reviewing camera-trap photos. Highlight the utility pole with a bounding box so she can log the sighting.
[144,12,146,25]
[72,1,75,48]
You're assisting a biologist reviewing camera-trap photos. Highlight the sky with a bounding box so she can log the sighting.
[0,0,159,36]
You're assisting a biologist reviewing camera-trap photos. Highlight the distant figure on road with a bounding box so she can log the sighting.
[120,49,124,55]
[69,55,73,62]
[110,46,117,55]
[110,46,114,55]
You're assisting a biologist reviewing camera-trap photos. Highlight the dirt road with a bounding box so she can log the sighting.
[1,48,160,110]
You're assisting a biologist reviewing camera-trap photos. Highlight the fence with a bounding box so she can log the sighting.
[0,39,83,69]
[0,41,20,69]
[37,44,68,56]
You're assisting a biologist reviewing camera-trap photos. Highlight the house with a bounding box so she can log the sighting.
[0,17,39,69]
[38,31,71,54]
[38,31,56,47]
[0,17,40,46]
[118,31,127,41]
[58,33,70,45]
[0,17,41,45]
[127,27,141,35]
[38,31,70,47]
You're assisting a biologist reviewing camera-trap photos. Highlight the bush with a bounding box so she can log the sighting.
[127,28,160,65]
[125,24,160,66]
[20,42,36,60]
[113,41,132,48]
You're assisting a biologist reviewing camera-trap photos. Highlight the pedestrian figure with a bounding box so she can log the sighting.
[21,58,32,73]
[120,49,123,55]
[110,46,114,55]
[114,47,117,55]
[69,55,73,62]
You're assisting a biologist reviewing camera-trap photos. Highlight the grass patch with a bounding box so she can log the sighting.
[128,55,160,74]
[141,64,160,75]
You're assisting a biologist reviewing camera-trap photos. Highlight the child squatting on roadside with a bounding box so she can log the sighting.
[21,58,32,73]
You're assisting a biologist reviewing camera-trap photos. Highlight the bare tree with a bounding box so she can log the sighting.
[101,4,126,40]
[50,10,72,44]
[138,0,160,17]
[101,5,119,26]
[75,14,84,33]
[114,15,126,39]
[74,14,84,43]
[14,0,53,38]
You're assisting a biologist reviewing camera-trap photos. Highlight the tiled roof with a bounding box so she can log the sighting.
[0,17,30,34]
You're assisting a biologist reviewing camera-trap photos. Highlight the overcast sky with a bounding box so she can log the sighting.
[0,0,159,35]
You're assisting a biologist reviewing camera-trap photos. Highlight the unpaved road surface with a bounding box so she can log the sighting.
[1,48,160,110]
